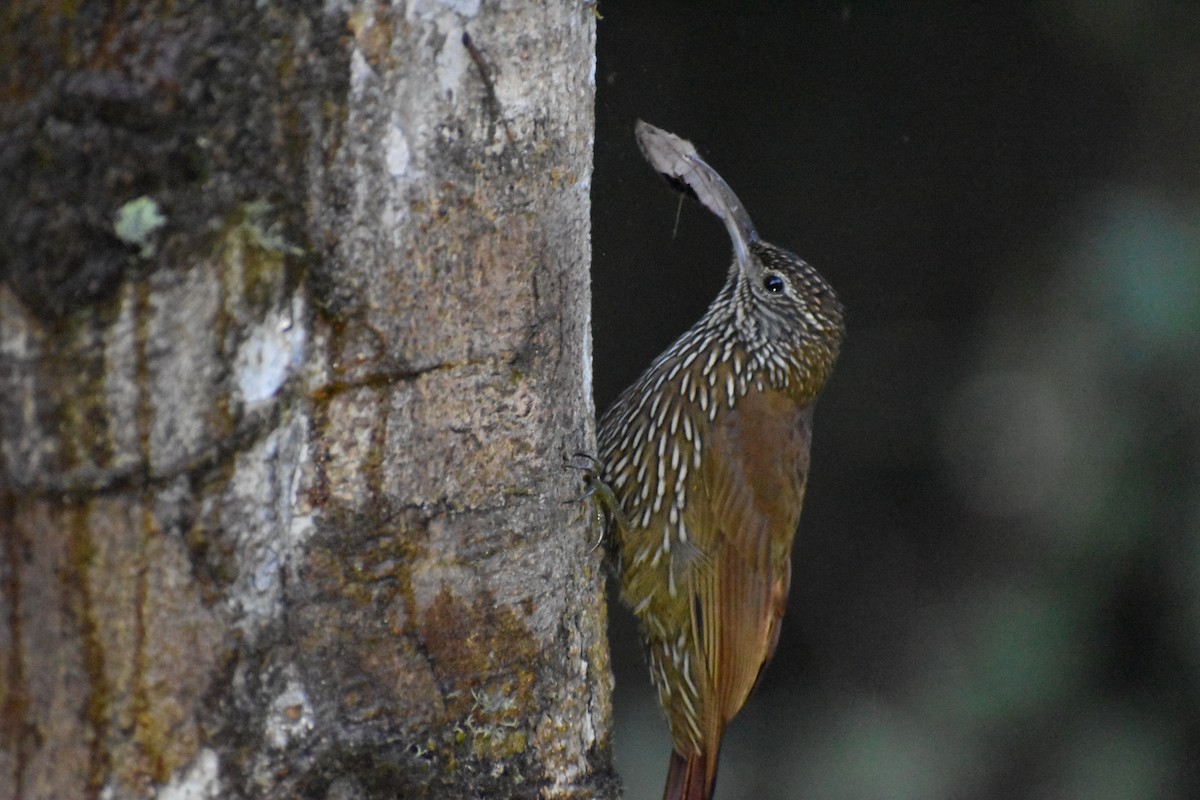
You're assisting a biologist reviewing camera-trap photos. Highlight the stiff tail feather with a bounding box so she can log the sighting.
[663,749,716,800]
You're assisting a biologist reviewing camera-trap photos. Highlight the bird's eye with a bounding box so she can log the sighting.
[763,273,785,294]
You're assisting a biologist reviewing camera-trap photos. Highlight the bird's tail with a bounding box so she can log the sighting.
[663,749,715,800]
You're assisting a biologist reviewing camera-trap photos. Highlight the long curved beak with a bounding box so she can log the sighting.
[635,120,760,277]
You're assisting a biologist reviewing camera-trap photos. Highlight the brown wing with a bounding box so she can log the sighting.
[685,388,812,781]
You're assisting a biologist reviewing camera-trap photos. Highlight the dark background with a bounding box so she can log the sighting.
[591,4,1200,798]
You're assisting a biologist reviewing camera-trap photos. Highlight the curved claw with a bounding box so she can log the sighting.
[561,452,628,551]
[564,451,604,471]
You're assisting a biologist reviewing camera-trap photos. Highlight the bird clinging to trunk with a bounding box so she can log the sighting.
[597,122,844,800]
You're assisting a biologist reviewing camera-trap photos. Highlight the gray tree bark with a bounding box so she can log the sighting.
[0,2,613,798]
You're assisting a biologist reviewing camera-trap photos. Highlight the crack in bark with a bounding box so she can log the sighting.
[309,358,490,401]
[4,403,281,499]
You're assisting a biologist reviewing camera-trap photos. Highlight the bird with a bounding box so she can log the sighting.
[595,121,844,800]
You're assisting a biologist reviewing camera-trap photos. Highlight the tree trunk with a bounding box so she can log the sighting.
[0,2,613,798]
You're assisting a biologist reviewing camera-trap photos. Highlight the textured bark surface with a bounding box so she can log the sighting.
[0,2,612,798]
